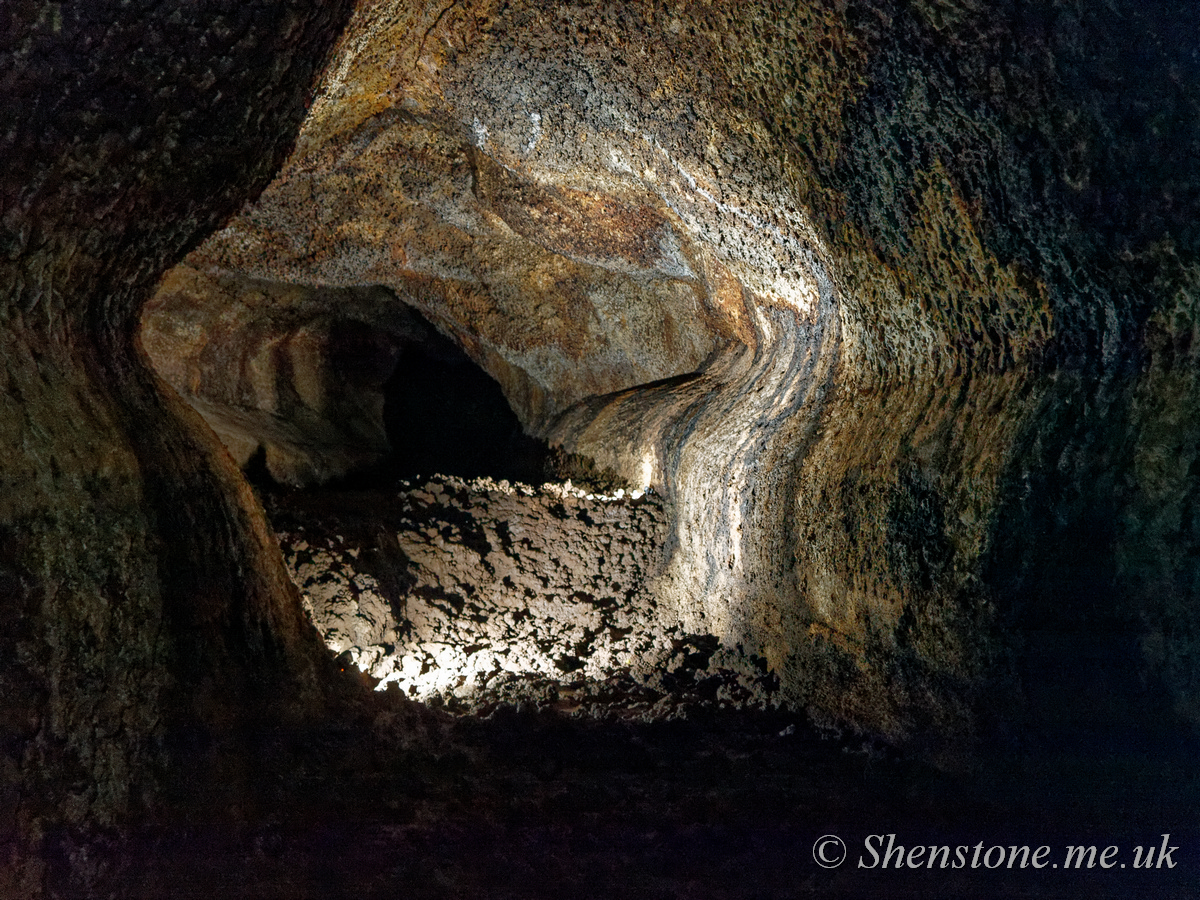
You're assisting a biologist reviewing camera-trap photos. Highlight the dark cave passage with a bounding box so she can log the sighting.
[328,313,551,490]
[379,324,549,485]
[232,303,555,493]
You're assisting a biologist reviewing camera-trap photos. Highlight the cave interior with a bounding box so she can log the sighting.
[4,1,1200,897]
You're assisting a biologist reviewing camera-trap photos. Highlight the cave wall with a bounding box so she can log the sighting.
[140,0,1200,753]
[141,268,419,485]
[0,1,357,892]
[0,1,1194,890]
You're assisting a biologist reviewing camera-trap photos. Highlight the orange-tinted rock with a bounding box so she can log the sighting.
[134,1,1200,757]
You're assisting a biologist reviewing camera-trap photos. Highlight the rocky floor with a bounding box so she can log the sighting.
[93,694,1200,900]
[266,475,779,718]
[51,477,1200,899]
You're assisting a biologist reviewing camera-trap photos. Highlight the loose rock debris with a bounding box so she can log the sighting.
[266,475,779,718]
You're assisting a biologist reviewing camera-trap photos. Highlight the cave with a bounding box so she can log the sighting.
[373,320,550,487]
[5,1,1200,897]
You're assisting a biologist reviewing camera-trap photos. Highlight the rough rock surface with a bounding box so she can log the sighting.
[142,268,424,485]
[7,0,1200,894]
[143,0,1200,757]
[268,475,779,714]
[0,1,356,893]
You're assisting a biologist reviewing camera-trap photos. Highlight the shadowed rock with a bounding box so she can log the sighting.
[0,1,355,892]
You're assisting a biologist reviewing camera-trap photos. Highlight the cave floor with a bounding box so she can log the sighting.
[100,703,1198,900]
[264,475,778,715]
[80,479,1200,899]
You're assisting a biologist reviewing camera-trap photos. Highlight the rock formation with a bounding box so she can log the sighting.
[0,1,355,892]
[145,0,1200,753]
[271,477,672,700]
[5,0,1200,894]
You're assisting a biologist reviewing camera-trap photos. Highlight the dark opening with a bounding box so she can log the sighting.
[340,314,549,488]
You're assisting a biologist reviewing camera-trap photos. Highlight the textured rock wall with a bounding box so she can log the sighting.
[0,1,355,892]
[141,0,1200,754]
[142,267,421,484]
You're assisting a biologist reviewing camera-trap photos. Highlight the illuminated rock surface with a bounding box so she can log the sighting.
[145,0,1200,754]
[269,475,780,714]
[6,0,1200,896]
